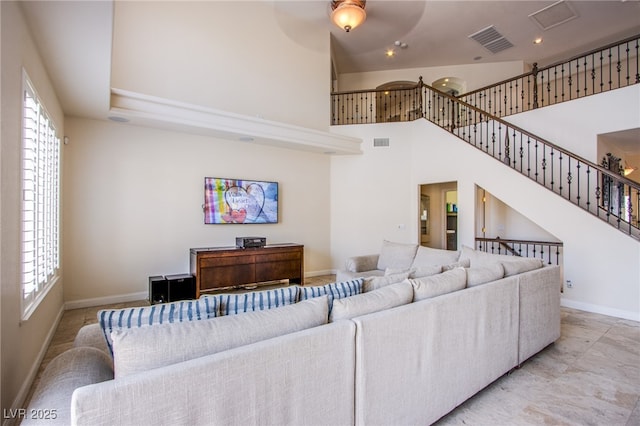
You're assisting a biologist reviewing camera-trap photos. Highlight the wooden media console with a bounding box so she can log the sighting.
[190,243,304,297]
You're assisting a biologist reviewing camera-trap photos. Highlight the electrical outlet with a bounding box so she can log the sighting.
[566,280,573,288]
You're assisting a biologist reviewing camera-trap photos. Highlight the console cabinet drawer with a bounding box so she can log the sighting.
[200,254,256,268]
[256,250,302,263]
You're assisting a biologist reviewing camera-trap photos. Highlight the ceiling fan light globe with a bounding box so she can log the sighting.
[331,2,367,32]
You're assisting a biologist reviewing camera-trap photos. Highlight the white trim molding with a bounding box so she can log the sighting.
[110,88,362,155]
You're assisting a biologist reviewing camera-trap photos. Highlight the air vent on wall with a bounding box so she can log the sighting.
[468,25,514,54]
[373,138,390,147]
[529,0,578,31]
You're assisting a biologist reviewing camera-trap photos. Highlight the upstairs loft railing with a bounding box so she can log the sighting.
[475,237,563,266]
[458,34,639,117]
[331,79,640,239]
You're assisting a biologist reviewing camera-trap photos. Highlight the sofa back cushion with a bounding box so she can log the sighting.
[460,245,543,276]
[466,263,505,287]
[98,298,220,355]
[362,272,409,293]
[329,281,413,322]
[209,286,300,316]
[376,240,418,270]
[409,267,466,301]
[111,295,329,378]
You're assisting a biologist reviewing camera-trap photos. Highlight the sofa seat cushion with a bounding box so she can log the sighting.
[329,281,413,322]
[376,240,418,271]
[98,298,220,355]
[409,267,467,301]
[23,347,113,426]
[111,295,329,378]
[460,245,544,276]
[208,286,299,316]
[410,246,460,268]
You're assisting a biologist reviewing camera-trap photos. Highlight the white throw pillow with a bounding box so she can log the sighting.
[363,272,409,293]
[376,240,418,271]
[112,296,329,378]
[410,246,461,268]
[410,267,466,301]
[410,264,443,278]
[441,259,471,271]
[465,263,505,287]
[329,281,413,322]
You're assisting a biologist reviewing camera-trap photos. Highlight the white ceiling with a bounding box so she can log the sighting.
[18,0,640,152]
[281,0,640,73]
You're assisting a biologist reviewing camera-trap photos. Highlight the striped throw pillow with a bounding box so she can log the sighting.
[299,278,364,313]
[98,297,220,355]
[213,286,300,316]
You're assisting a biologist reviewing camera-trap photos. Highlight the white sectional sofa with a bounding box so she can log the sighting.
[24,243,561,426]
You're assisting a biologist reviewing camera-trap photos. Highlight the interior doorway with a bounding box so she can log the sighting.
[418,181,458,250]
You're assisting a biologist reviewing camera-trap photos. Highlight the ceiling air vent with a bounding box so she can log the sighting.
[468,25,514,54]
[373,138,390,147]
[529,0,578,31]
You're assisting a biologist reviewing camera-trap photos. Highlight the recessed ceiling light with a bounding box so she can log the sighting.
[386,49,395,57]
[474,56,482,61]
[533,37,543,44]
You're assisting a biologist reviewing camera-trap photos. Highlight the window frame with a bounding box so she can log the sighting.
[21,70,61,320]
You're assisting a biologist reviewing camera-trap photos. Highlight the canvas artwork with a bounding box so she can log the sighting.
[204,177,278,224]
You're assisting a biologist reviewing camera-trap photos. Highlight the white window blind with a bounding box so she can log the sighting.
[21,72,60,319]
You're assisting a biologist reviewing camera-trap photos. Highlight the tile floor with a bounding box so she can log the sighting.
[24,276,640,426]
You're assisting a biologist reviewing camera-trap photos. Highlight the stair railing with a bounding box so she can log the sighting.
[331,79,640,239]
[458,34,639,118]
[426,83,640,239]
[475,237,563,265]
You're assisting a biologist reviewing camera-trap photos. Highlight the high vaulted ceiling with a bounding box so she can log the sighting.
[18,0,640,122]
[277,0,640,73]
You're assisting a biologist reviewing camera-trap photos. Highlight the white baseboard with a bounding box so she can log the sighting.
[305,269,336,278]
[64,291,148,310]
[5,305,65,426]
[561,298,640,322]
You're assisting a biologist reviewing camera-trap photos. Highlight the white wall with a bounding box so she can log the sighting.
[330,90,640,321]
[1,1,65,417]
[478,187,560,242]
[63,117,332,304]
[507,85,640,163]
[111,1,331,132]
[337,61,527,92]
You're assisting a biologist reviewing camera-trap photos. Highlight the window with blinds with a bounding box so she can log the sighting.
[21,71,60,319]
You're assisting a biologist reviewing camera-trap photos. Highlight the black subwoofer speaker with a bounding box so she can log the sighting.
[148,274,196,304]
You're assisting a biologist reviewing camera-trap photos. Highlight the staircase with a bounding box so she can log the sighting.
[331,35,640,241]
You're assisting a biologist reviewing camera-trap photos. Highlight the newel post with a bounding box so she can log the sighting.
[417,76,424,117]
